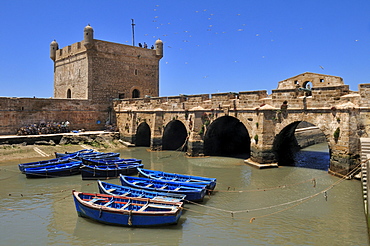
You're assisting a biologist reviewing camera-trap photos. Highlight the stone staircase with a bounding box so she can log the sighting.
[360,138,370,215]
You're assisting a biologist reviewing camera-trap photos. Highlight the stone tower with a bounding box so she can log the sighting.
[51,25,163,103]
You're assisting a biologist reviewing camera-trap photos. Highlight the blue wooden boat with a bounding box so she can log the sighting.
[73,152,120,160]
[55,150,120,160]
[23,161,82,178]
[138,168,217,191]
[72,191,183,227]
[80,163,144,180]
[81,157,142,165]
[54,149,94,158]
[98,180,186,203]
[18,155,74,173]
[120,175,207,202]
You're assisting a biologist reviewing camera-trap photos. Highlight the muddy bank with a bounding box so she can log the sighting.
[0,132,126,163]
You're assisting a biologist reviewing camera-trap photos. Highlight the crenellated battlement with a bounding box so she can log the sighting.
[113,75,364,113]
[55,41,86,60]
[52,25,162,102]
[93,40,158,60]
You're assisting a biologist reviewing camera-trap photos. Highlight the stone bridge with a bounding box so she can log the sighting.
[113,72,370,177]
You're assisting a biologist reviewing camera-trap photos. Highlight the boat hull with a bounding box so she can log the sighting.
[56,151,120,160]
[98,180,186,203]
[138,168,217,191]
[24,162,81,178]
[73,192,183,227]
[81,164,143,180]
[120,175,206,202]
[55,149,94,158]
[18,156,73,173]
[82,158,142,165]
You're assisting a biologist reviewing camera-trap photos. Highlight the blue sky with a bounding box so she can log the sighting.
[1,0,369,98]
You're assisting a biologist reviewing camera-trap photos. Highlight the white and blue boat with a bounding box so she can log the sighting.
[98,180,186,203]
[138,168,217,191]
[120,175,207,202]
[72,191,183,227]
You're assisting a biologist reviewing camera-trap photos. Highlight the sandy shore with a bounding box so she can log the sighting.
[0,143,123,164]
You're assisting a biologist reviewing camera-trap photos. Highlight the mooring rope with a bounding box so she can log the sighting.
[184,162,363,223]
[0,156,366,222]
[212,176,325,193]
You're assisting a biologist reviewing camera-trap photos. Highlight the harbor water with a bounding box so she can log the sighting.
[0,143,368,245]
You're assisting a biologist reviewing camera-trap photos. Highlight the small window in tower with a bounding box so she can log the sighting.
[320,79,324,82]
[134,69,138,75]
[119,93,125,99]
[67,89,72,98]
[132,89,140,98]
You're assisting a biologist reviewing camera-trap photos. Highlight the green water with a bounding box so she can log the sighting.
[0,145,368,245]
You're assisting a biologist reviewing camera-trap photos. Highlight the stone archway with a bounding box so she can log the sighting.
[162,120,188,151]
[135,122,151,147]
[203,116,250,157]
[273,121,330,170]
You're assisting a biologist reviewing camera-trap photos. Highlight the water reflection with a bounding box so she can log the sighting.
[294,143,330,170]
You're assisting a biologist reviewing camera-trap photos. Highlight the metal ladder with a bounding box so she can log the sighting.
[360,138,370,214]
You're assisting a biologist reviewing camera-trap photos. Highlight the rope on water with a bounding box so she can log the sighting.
[184,162,363,223]
[215,176,324,193]
[0,192,70,211]
[1,180,96,211]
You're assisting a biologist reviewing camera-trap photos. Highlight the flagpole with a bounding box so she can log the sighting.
[131,19,135,46]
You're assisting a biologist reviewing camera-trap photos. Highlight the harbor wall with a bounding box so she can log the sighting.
[0,97,112,135]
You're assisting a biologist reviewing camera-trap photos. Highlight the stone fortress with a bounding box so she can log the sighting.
[50,24,163,102]
[1,25,370,177]
[0,25,162,135]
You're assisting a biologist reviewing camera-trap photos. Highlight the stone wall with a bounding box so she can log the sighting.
[295,127,327,148]
[54,41,89,99]
[0,97,111,135]
[53,38,161,103]
[113,72,370,176]
[89,40,159,103]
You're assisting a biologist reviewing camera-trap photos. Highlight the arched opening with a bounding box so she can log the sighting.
[302,81,313,96]
[67,89,71,98]
[162,120,188,151]
[132,89,140,98]
[203,116,250,158]
[135,122,151,147]
[273,121,330,170]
